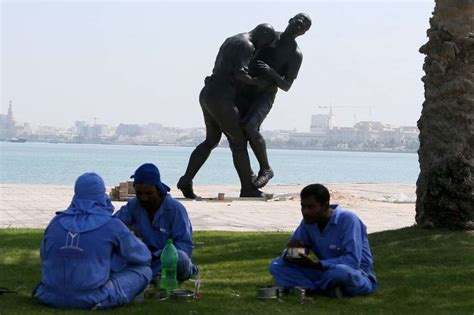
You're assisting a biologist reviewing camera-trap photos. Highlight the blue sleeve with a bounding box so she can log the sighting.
[114,220,151,266]
[40,218,56,260]
[40,236,46,260]
[281,221,312,256]
[319,214,362,269]
[290,220,312,247]
[114,200,134,226]
[170,203,194,257]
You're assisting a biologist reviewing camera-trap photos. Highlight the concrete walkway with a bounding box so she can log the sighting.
[0,183,416,233]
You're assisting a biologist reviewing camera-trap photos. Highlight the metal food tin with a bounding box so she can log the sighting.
[287,247,305,258]
[257,286,285,300]
[144,287,168,301]
[171,289,195,301]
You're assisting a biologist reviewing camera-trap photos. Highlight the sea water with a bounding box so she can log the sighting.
[0,142,418,186]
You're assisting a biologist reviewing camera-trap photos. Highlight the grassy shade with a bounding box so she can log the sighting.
[0,227,473,314]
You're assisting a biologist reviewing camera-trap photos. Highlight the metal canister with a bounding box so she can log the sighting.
[274,286,286,298]
[287,247,305,258]
[171,289,195,302]
[257,287,278,299]
[144,287,168,301]
[294,286,306,304]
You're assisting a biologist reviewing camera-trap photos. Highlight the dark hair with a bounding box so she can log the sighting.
[300,184,330,205]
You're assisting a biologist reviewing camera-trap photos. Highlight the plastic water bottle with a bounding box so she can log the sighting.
[160,239,179,294]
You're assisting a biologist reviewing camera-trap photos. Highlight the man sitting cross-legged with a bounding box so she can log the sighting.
[115,163,199,282]
[32,173,152,309]
[269,184,378,297]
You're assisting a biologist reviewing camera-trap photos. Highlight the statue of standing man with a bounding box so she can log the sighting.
[177,24,276,199]
[238,13,312,188]
[177,13,311,199]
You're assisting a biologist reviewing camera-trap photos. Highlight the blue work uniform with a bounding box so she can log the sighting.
[33,173,152,309]
[114,194,198,280]
[269,205,378,296]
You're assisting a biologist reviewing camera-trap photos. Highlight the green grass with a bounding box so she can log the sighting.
[0,227,473,314]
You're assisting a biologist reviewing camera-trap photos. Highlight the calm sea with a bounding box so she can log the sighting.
[0,142,419,186]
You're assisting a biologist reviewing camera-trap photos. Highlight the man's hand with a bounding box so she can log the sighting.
[254,60,292,91]
[255,60,279,81]
[234,69,269,88]
[128,225,142,239]
[255,60,271,72]
[284,253,322,269]
[287,239,305,248]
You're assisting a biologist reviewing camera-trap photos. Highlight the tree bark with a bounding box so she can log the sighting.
[416,0,474,229]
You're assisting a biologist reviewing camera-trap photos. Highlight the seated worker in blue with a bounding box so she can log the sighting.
[115,163,198,281]
[269,184,378,297]
[32,173,152,309]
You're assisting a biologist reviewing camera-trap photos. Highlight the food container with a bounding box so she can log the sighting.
[257,286,285,300]
[275,286,286,296]
[287,247,305,258]
[257,287,278,299]
[294,286,307,304]
[171,289,195,301]
[144,287,168,300]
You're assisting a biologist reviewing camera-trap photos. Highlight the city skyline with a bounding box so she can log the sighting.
[0,100,419,132]
[2,1,434,129]
[0,109,420,156]
[1,101,419,153]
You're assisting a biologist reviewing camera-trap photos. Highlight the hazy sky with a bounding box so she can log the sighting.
[2,0,435,130]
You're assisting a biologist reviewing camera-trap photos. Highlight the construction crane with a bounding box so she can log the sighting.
[317,105,373,125]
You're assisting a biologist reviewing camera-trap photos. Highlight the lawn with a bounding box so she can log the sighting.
[0,227,473,314]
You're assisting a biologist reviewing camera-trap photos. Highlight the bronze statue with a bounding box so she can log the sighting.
[238,13,312,188]
[178,24,276,199]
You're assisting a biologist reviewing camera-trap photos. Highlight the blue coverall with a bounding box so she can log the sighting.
[269,205,378,296]
[114,194,198,280]
[33,173,152,309]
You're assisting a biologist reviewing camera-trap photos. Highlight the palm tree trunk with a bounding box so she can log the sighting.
[416,0,474,229]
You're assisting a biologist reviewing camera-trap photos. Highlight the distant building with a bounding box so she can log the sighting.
[116,124,141,137]
[328,127,355,143]
[281,113,419,151]
[309,114,331,134]
[354,121,386,143]
[35,125,73,139]
[397,126,419,144]
[288,132,324,147]
[74,121,108,140]
[262,129,292,141]
[15,122,32,137]
[0,101,17,138]
[141,123,163,135]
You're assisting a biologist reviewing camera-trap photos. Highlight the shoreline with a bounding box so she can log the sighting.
[1,140,418,155]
